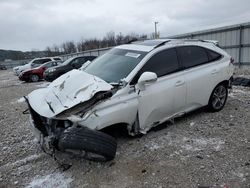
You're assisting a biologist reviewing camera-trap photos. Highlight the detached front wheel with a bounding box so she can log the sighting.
[58,127,117,161]
[208,83,228,112]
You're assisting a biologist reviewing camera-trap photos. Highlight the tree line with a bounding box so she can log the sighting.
[45,31,149,56]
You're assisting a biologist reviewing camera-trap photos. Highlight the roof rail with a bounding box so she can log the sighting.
[126,38,146,44]
[182,39,219,46]
[153,39,172,49]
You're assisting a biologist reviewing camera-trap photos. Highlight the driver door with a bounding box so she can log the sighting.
[135,48,186,131]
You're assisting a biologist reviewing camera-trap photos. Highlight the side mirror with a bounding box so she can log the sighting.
[138,72,157,90]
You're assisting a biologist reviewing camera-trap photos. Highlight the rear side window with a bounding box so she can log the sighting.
[177,46,208,68]
[206,49,222,61]
[32,60,41,65]
[131,48,179,84]
[37,58,51,64]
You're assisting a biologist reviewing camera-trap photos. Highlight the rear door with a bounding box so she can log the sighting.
[134,48,186,132]
[176,46,222,111]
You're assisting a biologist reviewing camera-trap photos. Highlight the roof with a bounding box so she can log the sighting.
[116,39,218,52]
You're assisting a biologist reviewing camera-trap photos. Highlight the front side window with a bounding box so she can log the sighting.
[131,48,179,84]
[177,46,208,68]
[71,57,85,68]
[32,60,41,65]
[84,48,147,84]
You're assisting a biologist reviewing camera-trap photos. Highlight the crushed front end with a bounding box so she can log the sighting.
[24,70,118,161]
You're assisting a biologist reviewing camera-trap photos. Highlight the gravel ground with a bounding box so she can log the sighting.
[0,69,249,188]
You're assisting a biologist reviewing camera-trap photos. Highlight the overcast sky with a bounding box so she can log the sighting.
[0,0,250,51]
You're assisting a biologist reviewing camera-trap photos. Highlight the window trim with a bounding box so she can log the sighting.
[129,47,181,85]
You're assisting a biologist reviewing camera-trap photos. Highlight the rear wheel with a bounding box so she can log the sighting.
[207,83,228,112]
[30,74,39,82]
[58,127,117,161]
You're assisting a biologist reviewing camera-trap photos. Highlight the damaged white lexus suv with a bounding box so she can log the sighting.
[25,39,234,161]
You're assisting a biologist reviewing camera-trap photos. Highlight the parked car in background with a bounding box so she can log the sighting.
[44,56,96,81]
[19,60,62,82]
[13,57,62,76]
[0,64,7,70]
[26,39,234,161]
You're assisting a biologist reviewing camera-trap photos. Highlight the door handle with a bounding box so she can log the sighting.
[175,80,185,86]
[211,69,218,74]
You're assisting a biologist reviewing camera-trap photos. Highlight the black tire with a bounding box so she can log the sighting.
[58,127,117,161]
[30,74,39,82]
[207,83,228,112]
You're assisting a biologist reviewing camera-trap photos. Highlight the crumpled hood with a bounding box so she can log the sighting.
[27,69,113,118]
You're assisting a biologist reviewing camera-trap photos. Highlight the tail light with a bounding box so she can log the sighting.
[230,57,234,65]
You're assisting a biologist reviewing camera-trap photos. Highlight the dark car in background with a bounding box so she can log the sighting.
[0,64,7,70]
[44,56,96,81]
[19,60,62,82]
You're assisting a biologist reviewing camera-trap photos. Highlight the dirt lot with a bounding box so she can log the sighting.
[0,69,249,188]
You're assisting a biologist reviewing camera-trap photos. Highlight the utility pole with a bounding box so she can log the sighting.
[154,21,159,39]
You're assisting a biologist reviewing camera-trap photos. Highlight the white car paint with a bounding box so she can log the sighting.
[27,39,234,137]
[13,58,39,75]
[28,69,112,118]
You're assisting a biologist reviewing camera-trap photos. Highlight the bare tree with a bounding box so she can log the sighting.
[45,32,150,55]
[76,39,86,52]
[61,41,77,54]
[116,32,124,45]
[45,46,52,56]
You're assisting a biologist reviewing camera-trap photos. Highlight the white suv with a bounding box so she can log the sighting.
[26,39,234,161]
[13,57,62,76]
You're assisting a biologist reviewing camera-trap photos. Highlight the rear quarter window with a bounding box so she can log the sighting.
[206,49,222,61]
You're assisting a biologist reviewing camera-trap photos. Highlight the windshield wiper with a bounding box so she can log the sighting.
[110,80,127,87]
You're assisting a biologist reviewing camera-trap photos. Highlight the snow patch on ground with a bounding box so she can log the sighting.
[17,97,25,103]
[0,154,43,171]
[181,138,225,152]
[232,170,247,182]
[143,134,225,154]
[10,97,25,104]
[145,143,162,151]
[26,172,73,188]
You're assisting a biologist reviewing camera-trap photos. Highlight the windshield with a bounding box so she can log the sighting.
[61,57,75,66]
[84,48,147,83]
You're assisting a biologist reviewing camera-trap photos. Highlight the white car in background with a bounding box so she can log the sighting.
[13,57,62,76]
[26,39,234,161]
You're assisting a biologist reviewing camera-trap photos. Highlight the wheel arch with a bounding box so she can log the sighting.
[208,80,229,104]
[99,122,131,137]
